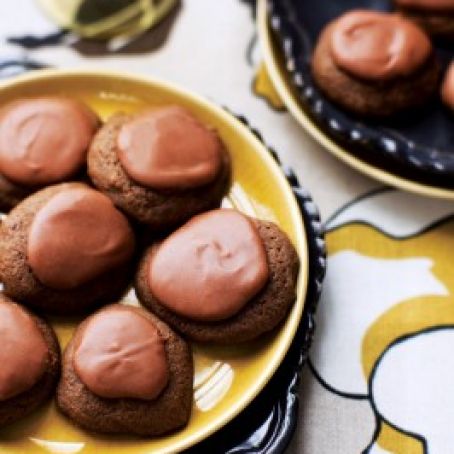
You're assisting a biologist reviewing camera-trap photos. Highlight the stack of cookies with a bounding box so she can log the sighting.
[0,97,299,436]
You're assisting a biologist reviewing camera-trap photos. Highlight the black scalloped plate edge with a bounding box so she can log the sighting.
[184,112,326,454]
[266,0,454,188]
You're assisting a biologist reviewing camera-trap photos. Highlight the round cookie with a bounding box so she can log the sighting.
[135,209,300,344]
[0,97,99,212]
[87,106,230,231]
[442,62,454,111]
[0,295,60,427]
[394,0,454,40]
[0,182,135,315]
[56,304,193,436]
[312,10,440,117]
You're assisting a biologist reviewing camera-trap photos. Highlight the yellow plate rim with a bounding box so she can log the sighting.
[257,0,454,201]
[0,67,309,453]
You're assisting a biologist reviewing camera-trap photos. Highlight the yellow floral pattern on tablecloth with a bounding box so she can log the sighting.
[311,189,454,454]
[252,62,285,110]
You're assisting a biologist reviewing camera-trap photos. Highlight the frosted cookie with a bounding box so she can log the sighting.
[0,296,60,427]
[395,0,454,40]
[312,10,439,117]
[57,304,193,436]
[0,97,99,211]
[135,209,299,343]
[87,106,230,230]
[0,183,135,314]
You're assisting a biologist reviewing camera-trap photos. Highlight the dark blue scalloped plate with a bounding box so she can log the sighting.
[0,60,326,454]
[267,0,454,191]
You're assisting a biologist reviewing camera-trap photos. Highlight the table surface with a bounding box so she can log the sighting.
[4,2,449,453]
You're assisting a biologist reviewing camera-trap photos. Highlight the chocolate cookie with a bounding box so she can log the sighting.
[0,295,60,427]
[87,106,230,231]
[135,209,300,343]
[0,182,135,315]
[312,10,440,117]
[57,304,193,436]
[442,62,454,111]
[0,97,99,212]
[394,0,454,40]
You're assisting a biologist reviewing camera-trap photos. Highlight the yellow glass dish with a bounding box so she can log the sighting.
[0,70,308,454]
[38,0,177,39]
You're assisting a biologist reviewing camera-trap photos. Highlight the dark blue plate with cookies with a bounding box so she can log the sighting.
[261,0,454,198]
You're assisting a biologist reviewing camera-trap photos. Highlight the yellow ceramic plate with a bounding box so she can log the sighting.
[257,0,454,200]
[0,69,308,454]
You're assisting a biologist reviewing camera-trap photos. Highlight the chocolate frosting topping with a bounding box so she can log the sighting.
[148,209,269,321]
[28,185,135,290]
[330,10,431,81]
[0,98,98,186]
[395,0,454,11]
[0,301,48,400]
[442,62,454,110]
[117,106,223,190]
[73,305,169,400]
